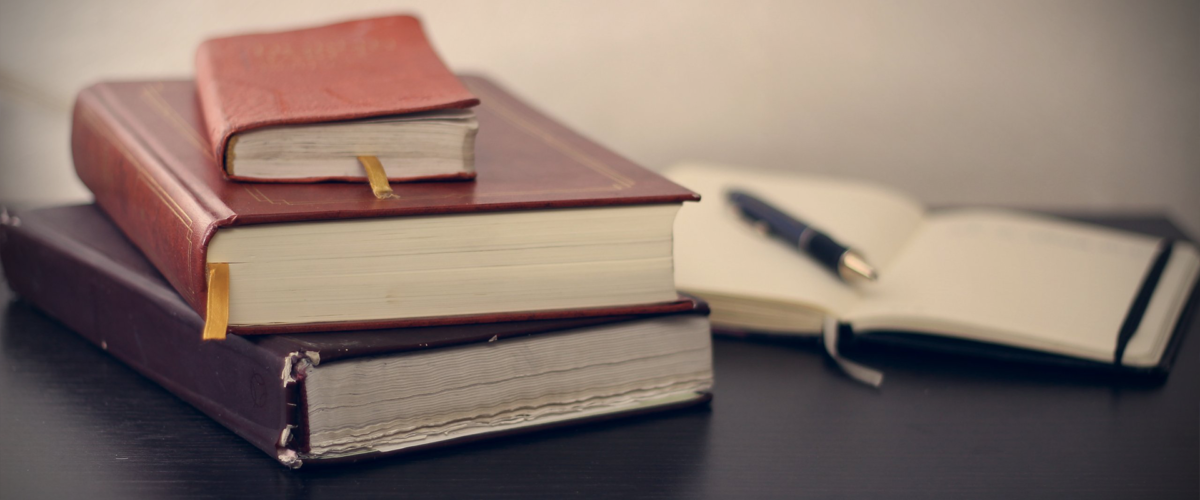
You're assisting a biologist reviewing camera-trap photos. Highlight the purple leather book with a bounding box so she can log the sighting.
[0,205,713,468]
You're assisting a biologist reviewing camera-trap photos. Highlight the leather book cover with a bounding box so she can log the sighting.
[195,14,479,176]
[0,204,711,467]
[71,76,700,333]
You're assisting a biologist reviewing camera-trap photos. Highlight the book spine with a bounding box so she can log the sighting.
[192,43,229,165]
[71,84,224,315]
[0,218,301,464]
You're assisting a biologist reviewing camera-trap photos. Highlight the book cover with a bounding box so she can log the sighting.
[71,76,700,334]
[0,204,713,467]
[195,14,478,176]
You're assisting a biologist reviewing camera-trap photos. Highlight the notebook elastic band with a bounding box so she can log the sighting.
[1114,239,1174,366]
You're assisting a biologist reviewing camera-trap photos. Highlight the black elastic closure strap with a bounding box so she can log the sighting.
[1114,239,1174,366]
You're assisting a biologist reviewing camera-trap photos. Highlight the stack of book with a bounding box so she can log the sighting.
[0,16,713,468]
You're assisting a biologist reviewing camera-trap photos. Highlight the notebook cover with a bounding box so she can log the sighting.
[195,14,479,177]
[0,204,711,467]
[71,76,700,332]
[839,301,1194,383]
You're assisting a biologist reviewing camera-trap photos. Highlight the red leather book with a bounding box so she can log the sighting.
[71,76,700,335]
[195,15,480,181]
[0,204,714,468]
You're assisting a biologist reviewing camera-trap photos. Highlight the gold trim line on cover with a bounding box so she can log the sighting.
[358,156,399,199]
[202,262,230,341]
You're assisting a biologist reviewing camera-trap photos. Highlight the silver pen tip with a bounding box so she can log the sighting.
[839,251,878,282]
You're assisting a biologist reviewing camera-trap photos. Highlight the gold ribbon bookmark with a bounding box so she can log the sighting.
[358,156,398,199]
[202,262,230,341]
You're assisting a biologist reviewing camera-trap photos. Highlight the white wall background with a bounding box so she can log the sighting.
[2,0,1197,234]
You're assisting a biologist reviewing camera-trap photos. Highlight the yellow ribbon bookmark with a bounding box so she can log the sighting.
[202,262,230,341]
[358,156,398,199]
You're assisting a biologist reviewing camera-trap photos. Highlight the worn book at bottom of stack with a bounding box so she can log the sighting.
[0,205,714,468]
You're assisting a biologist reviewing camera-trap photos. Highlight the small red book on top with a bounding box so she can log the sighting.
[71,76,699,337]
[195,15,480,182]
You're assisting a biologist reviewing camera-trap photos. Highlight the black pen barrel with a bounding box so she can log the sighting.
[803,231,847,271]
[728,191,809,237]
[728,190,849,273]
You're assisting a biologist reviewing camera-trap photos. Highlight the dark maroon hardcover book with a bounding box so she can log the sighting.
[0,205,713,468]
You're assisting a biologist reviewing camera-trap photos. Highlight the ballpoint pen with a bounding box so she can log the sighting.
[727,189,878,282]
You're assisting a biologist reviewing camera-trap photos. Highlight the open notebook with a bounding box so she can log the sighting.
[667,163,1199,376]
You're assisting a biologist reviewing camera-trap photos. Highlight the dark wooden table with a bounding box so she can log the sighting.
[1,215,1196,499]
